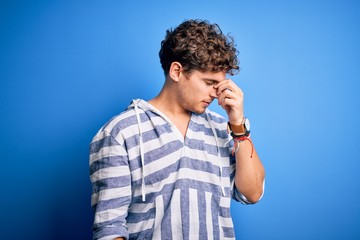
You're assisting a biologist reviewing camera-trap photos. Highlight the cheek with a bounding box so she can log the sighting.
[197,83,211,94]
[185,83,201,97]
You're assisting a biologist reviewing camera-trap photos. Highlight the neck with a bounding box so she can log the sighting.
[149,81,190,119]
[149,78,191,138]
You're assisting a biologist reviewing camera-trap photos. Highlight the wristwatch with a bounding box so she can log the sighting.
[228,117,250,137]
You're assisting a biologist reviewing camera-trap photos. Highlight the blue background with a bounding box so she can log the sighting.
[1,0,359,239]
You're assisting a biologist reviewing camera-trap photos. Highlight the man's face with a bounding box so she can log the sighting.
[177,70,226,114]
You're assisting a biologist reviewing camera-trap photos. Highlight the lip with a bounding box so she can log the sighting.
[202,101,212,107]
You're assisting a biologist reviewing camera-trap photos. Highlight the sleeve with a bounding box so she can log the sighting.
[89,129,132,240]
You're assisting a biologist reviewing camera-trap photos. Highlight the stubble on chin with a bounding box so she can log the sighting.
[182,101,208,115]
[192,105,207,114]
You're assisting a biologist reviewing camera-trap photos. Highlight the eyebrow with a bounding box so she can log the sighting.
[202,78,222,83]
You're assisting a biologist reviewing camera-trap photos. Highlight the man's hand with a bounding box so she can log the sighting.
[214,79,244,125]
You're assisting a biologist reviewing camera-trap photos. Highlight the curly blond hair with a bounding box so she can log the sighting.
[159,19,239,76]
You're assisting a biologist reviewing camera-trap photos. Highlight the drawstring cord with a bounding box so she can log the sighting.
[206,111,225,197]
[133,100,146,201]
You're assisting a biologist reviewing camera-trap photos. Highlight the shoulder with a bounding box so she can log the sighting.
[103,109,137,131]
[92,107,140,142]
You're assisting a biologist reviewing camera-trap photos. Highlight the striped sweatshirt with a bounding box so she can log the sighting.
[89,99,254,240]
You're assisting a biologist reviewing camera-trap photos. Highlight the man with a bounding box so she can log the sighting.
[89,19,265,240]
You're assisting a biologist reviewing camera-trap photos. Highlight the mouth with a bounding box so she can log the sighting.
[202,100,213,107]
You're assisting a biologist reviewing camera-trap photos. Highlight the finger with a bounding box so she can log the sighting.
[219,97,238,111]
[220,97,243,113]
[214,79,229,89]
[218,97,229,110]
[218,91,244,114]
[217,89,238,104]
[215,80,241,95]
[215,81,231,94]
[224,96,242,108]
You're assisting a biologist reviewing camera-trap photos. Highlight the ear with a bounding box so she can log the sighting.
[169,62,182,82]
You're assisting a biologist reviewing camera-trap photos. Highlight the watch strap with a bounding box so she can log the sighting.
[228,118,250,137]
[228,122,246,135]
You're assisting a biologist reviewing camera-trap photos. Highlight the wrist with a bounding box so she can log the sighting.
[232,133,254,158]
[229,117,244,126]
[228,117,250,137]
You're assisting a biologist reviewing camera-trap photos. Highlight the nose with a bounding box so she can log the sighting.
[209,87,218,98]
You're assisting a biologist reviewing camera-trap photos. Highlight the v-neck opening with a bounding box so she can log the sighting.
[170,114,193,142]
[146,101,192,143]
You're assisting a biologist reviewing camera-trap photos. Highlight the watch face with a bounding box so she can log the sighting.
[245,118,250,131]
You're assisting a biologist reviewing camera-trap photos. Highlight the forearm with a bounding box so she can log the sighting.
[234,139,265,203]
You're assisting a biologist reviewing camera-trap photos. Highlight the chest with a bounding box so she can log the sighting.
[126,118,232,191]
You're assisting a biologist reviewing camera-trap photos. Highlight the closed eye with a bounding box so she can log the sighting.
[204,80,217,85]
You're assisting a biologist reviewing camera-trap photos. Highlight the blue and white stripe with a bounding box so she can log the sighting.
[90,99,251,240]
